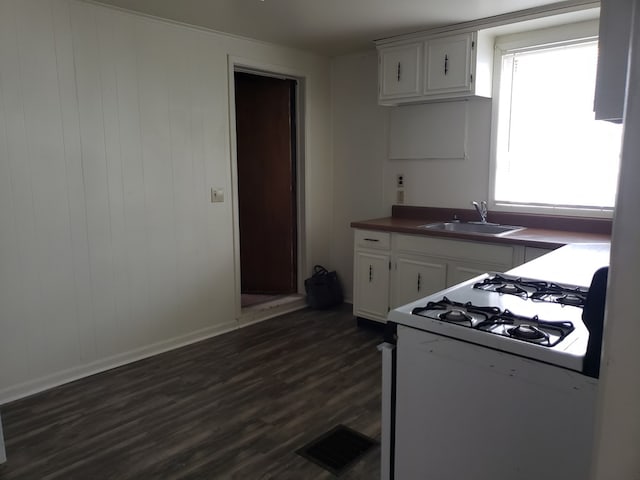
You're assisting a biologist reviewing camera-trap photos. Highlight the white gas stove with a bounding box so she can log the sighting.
[388,272,590,372]
[381,270,602,480]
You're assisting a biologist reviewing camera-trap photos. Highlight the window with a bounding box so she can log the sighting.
[491,23,622,214]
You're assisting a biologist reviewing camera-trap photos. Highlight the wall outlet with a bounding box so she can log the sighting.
[396,174,405,204]
[211,188,224,203]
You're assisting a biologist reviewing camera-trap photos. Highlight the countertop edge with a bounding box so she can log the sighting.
[350,218,611,248]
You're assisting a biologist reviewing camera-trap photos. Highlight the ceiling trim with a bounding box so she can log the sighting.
[374,0,599,45]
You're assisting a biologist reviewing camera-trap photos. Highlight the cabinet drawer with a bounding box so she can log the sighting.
[394,234,514,265]
[355,230,391,250]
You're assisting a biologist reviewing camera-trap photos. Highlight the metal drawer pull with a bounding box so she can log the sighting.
[397,61,401,81]
[364,238,380,242]
[369,265,373,282]
[417,273,422,291]
[444,54,449,75]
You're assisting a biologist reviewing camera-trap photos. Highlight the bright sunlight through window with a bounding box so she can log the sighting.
[494,38,622,211]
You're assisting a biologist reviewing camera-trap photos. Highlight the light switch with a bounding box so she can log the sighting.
[211,188,224,203]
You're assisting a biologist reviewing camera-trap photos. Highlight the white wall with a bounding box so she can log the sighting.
[330,50,493,300]
[591,1,640,476]
[330,51,388,301]
[0,0,331,403]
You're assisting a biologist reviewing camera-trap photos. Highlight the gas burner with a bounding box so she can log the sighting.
[496,284,527,296]
[507,324,549,344]
[439,309,472,323]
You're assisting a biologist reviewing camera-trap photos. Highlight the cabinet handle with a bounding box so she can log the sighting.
[364,238,380,242]
[444,54,449,75]
[417,273,421,291]
[369,265,373,282]
[397,61,401,81]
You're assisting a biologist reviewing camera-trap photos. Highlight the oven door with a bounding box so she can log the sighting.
[394,324,597,480]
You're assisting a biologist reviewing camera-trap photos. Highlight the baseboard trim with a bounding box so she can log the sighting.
[1,299,312,405]
[0,320,237,406]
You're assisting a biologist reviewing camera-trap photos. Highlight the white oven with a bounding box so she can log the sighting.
[380,271,604,480]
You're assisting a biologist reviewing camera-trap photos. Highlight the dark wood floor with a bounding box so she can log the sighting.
[0,305,383,479]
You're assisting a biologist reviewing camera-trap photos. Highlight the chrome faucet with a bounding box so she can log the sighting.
[471,201,488,224]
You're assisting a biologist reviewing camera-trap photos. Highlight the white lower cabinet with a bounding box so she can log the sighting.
[354,229,523,322]
[392,255,447,309]
[447,261,506,287]
[354,250,391,321]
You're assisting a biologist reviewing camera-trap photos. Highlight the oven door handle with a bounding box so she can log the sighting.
[378,341,396,480]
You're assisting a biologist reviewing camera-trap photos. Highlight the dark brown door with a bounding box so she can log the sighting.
[235,72,297,294]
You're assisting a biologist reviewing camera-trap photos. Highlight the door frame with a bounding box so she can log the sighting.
[227,56,307,320]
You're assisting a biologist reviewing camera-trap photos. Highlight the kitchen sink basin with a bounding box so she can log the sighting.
[419,222,525,236]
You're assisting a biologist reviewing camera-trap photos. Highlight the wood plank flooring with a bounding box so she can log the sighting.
[0,305,383,479]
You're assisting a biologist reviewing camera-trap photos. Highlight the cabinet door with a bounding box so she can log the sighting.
[594,0,632,121]
[446,263,487,287]
[425,33,473,94]
[354,251,391,322]
[379,43,422,99]
[393,255,447,308]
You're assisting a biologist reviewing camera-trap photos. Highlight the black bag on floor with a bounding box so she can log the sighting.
[304,265,343,309]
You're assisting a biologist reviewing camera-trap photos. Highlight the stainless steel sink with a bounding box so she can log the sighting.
[419,222,525,236]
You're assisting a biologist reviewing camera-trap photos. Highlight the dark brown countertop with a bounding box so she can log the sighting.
[350,206,612,248]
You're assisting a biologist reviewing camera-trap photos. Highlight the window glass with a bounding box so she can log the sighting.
[493,39,622,211]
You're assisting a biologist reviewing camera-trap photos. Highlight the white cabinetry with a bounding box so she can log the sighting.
[354,230,518,322]
[354,230,391,322]
[424,33,473,95]
[594,0,633,122]
[393,255,447,309]
[379,43,423,100]
[377,30,493,105]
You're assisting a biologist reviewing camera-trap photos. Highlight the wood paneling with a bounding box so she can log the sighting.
[0,0,333,404]
[0,306,382,479]
[0,0,239,402]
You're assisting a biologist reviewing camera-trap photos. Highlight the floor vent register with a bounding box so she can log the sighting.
[296,424,378,476]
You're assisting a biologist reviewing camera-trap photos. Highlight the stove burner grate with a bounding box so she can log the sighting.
[531,288,587,307]
[474,274,589,307]
[495,284,528,297]
[411,297,500,324]
[410,295,576,348]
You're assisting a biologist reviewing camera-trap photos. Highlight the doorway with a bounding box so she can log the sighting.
[233,71,299,310]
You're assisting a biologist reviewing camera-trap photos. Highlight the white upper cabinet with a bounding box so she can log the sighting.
[379,43,423,100]
[594,0,633,122]
[377,30,493,105]
[424,33,473,95]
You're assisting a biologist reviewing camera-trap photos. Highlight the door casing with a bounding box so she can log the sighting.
[227,56,307,319]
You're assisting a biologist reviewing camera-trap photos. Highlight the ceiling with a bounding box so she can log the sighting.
[93,0,585,56]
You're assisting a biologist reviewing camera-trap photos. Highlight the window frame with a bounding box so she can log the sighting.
[488,19,616,218]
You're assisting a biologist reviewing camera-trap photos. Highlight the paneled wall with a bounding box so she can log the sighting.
[0,0,331,403]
